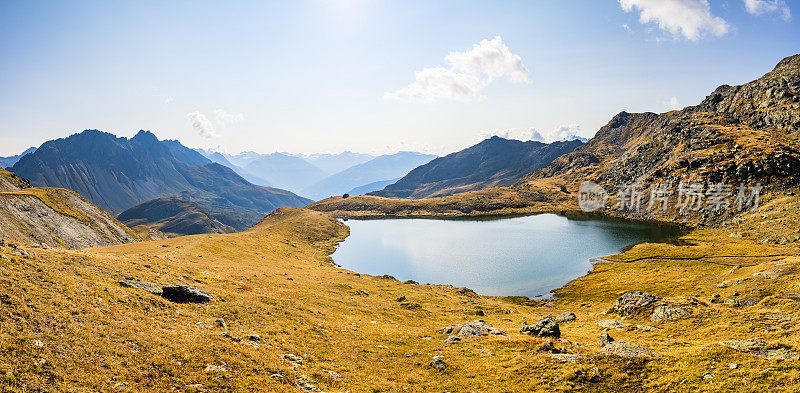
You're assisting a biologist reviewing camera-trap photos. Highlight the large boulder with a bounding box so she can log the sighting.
[612,291,662,316]
[441,320,507,343]
[555,311,576,323]
[520,316,560,338]
[161,285,214,303]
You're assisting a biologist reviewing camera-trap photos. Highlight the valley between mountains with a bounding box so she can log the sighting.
[1,55,800,392]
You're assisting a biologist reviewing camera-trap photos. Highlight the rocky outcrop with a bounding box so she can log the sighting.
[721,339,799,360]
[515,54,800,227]
[612,291,662,316]
[0,174,139,249]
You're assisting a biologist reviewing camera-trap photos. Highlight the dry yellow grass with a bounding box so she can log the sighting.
[2,207,800,391]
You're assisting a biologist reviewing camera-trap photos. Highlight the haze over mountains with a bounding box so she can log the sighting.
[196,149,439,201]
[371,137,583,199]
[301,151,437,200]
[10,130,311,231]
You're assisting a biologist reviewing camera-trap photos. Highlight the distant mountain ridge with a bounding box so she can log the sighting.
[10,130,311,231]
[297,151,375,174]
[195,149,273,187]
[371,137,583,199]
[224,152,328,192]
[301,151,437,200]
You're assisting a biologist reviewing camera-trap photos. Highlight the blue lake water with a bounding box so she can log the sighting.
[331,214,681,298]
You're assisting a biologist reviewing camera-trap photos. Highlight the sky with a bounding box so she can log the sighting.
[0,0,798,156]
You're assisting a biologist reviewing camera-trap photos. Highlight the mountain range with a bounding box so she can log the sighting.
[309,54,800,233]
[10,130,311,231]
[296,151,375,174]
[371,137,583,199]
[199,150,438,200]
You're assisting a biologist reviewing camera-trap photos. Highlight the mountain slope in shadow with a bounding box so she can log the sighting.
[371,137,583,199]
[10,130,311,231]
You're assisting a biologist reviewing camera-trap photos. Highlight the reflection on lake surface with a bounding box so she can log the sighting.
[331,214,682,297]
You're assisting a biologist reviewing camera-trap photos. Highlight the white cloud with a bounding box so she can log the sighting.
[618,0,730,41]
[187,111,217,139]
[385,36,529,103]
[546,124,585,142]
[744,0,791,20]
[213,109,245,125]
[164,97,174,104]
[622,23,631,31]
[667,96,682,110]
[481,124,586,143]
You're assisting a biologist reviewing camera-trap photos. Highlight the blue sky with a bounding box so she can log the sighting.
[1,0,798,156]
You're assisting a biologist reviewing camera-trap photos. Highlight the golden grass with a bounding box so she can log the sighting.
[2,208,800,392]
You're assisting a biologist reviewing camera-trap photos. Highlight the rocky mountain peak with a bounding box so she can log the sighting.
[773,54,800,72]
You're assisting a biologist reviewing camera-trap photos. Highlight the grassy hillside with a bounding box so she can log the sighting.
[2,207,800,391]
[118,197,235,237]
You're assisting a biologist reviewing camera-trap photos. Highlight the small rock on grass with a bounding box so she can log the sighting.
[550,354,580,362]
[599,333,614,346]
[400,301,421,309]
[118,279,163,296]
[204,364,226,373]
[295,375,321,392]
[429,357,448,371]
[284,354,303,365]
